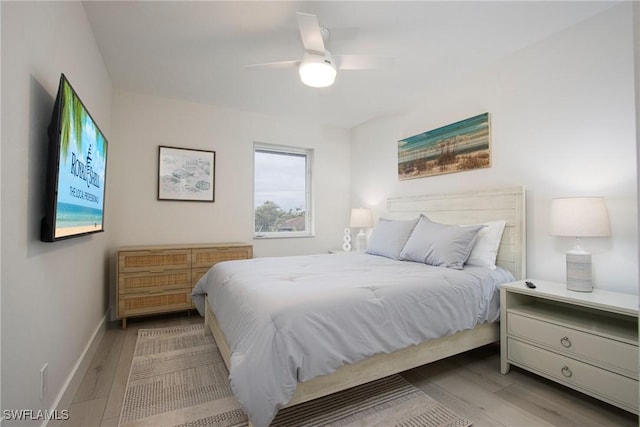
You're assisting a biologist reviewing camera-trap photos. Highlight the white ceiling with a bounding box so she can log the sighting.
[83,1,617,129]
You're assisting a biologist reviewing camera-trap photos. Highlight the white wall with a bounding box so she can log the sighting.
[1,1,112,422]
[351,4,638,294]
[0,0,3,417]
[635,0,640,297]
[109,90,351,256]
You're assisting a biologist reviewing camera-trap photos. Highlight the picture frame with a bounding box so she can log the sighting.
[158,146,215,202]
[398,112,491,180]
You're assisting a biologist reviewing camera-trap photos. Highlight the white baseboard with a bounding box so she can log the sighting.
[42,312,109,427]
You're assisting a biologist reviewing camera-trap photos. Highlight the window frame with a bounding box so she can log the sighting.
[253,142,314,239]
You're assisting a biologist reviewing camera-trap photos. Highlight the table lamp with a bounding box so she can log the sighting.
[549,197,611,292]
[350,208,373,252]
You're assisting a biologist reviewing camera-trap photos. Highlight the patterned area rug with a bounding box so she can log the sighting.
[119,324,472,427]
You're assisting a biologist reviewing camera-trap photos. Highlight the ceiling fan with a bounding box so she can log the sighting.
[244,12,391,88]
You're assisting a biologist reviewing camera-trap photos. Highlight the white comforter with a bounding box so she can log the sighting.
[191,253,512,426]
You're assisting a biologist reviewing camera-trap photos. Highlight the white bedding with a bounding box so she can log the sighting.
[192,253,513,427]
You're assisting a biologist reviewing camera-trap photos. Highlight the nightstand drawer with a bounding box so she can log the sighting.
[508,338,638,412]
[507,311,638,378]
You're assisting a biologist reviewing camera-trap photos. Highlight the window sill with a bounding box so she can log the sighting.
[253,234,315,240]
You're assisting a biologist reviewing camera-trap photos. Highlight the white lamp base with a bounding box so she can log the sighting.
[355,229,367,253]
[566,250,593,292]
[342,228,352,252]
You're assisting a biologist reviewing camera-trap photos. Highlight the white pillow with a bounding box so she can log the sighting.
[366,217,419,260]
[399,215,485,269]
[464,220,507,269]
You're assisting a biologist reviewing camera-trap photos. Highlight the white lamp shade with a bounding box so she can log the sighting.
[549,197,611,237]
[299,52,337,88]
[349,208,373,228]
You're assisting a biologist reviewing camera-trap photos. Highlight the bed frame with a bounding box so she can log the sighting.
[204,186,526,423]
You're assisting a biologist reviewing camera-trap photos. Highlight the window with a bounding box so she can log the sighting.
[253,143,313,238]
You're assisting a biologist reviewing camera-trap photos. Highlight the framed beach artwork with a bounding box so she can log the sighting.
[158,146,216,202]
[398,113,491,180]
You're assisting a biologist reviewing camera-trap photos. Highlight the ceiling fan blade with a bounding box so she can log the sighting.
[244,60,300,70]
[335,54,394,70]
[296,12,325,54]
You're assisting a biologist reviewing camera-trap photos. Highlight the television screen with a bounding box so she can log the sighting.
[41,74,108,242]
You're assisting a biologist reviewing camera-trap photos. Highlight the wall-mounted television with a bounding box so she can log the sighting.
[41,74,108,242]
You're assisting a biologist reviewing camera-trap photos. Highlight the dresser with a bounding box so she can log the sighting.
[117,243,252,328]
[500,280,638,414]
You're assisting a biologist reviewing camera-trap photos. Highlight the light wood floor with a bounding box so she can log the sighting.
[62,313,638,427]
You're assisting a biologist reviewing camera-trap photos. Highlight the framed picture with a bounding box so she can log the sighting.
[158,146,215,202]
[398,112,491,180]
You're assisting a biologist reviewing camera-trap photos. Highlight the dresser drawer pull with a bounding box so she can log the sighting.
[561,366,573,378]
[560,336,572,348]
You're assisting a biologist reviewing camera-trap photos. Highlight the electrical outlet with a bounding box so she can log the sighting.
[40,363,48,400]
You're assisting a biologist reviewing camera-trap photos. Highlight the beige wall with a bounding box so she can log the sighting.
[109,90,351,255]
[635,0,640,296]
[351,4,638,294]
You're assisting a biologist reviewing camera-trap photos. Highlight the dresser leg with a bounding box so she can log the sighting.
[121,318,127,330]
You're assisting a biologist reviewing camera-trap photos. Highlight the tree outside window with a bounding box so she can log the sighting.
[254,144,313,237]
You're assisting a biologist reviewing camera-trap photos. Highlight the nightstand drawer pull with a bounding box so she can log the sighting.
[560,336,572,348]
[561,366,573,378]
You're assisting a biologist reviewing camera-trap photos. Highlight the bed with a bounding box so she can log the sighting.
[192,186,526,426]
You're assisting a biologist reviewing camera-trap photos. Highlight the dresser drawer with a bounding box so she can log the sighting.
[118,269,192,294]
[119,249,190,273]
[508,338,638,412]
[118,289,192,317]
[507,311,638,378]
[192,268,209,286]
[192,246,252,269]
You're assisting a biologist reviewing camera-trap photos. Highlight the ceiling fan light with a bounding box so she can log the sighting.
[299,53,336,88]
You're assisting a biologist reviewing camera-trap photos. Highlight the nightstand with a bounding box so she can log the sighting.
[328,250,359,254]
[500,280,638,414]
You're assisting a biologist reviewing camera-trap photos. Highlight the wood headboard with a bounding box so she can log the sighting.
[386,186,526,280]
